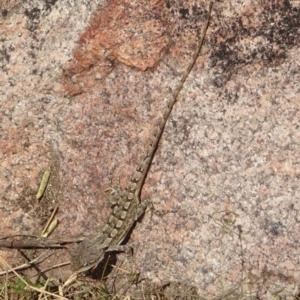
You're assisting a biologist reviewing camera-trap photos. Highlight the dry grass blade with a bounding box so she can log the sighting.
[0,256,68,300]
[41,206,59,237]
[0,251,50,276]
[36,167,51,200]
[37,277,50,300]
[0,235,84,249]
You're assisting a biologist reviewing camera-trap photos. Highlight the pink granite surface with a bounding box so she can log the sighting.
[0,0,300,298]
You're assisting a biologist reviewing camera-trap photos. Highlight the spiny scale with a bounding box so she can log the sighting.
[70,3,212,274]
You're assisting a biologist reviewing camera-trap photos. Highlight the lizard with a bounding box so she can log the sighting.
[69,2,213,280]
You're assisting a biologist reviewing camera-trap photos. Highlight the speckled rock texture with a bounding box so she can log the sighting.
[0,0,300,298]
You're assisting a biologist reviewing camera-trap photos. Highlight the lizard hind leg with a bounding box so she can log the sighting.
[105,170,128,207]
[94,245,136,278]
[106,186,123,206]
[106,163,123,206]
[140,199,178,223]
